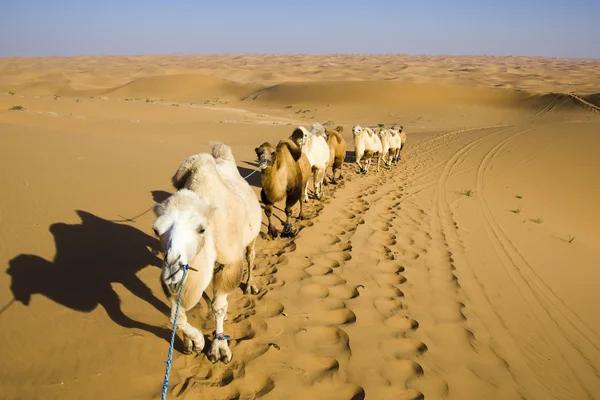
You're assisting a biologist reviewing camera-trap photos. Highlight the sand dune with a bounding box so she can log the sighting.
[1,54,600,400]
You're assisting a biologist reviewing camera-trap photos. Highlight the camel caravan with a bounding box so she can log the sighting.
[151,122,406,363]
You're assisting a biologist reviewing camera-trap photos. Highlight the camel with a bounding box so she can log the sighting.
[290,123,331,201]
[377,128,394,167]
[323,125,347,184]
[255,139,310,239]
[152,142,262,363]
[352,125,383,174]
[389,125,406,162]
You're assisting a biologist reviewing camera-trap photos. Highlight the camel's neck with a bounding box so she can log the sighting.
[261,161,287,192]
[189,234,217,282]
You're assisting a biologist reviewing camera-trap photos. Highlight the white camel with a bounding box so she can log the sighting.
[352,125,383,174]
[152,142,262,363]
[377,128,394,167]
[290,122,331,201]
[388,126,404,163]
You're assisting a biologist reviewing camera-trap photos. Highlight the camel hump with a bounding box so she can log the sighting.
[335,125,344,133]
[210,141,235,163]
[279,139,302,161]
[171,154,202,190]
[328,130,344,143]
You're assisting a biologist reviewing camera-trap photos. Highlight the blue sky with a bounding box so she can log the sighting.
[1,0,599,58]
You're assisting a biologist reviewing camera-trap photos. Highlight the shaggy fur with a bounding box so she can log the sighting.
[324,125,347,184]
[255,139,309,239]
[352,125,383,174]
[290,123,331,201]
[153,142,262,363]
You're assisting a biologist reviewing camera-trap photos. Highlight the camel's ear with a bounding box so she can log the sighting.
[254,147,259,155]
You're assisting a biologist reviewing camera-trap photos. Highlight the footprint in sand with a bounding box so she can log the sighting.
[375,272,407,286]
[374,297,405,316]
[381,337,428,359]
[384,316,420,333]
[305,264,333,276]
[295,326,350,358]
[328,284,361,299]
[309,308,357,326]
[300,283,330,298]
[311,273,346,286]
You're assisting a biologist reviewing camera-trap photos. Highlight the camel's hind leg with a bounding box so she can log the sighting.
[314,168,325,200]
[299,184,306,219]
[210,261,243,364]
[243,239,258,295]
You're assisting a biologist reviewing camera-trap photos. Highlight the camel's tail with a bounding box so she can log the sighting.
[210,141,236,163]
[279,139,303,162]
[171,154,202,190]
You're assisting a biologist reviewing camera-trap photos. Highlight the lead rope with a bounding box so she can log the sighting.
[160,264,188,400]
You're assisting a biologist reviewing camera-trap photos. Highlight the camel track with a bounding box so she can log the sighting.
[164,124,600,399]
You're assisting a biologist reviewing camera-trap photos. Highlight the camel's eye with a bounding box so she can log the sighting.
[153,227,160,236]
[197,226,206,235]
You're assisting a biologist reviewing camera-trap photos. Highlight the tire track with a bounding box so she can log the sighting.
[473,126,600,398]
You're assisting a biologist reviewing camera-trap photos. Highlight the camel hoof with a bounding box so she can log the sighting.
[209,339,232,364]
[183,340,194,355]
[281,224,294,238]
[268,228,279,239]
[243,283,259,295]
[362,170,368,175]
[316,192,322,200]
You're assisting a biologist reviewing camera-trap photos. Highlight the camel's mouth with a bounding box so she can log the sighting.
[258,158,270,169]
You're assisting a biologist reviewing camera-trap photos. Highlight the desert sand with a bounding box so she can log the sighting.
[1,54,600,400]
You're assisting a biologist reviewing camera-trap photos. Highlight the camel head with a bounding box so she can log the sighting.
[378,129,387,138]
[392,125,404,133]
[290,127,310,147]
[351,125,362,136]
[152,189,217,293]
[255,142,276,170]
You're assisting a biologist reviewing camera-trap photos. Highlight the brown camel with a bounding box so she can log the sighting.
[324,125,347,185]
[255,139,310,239]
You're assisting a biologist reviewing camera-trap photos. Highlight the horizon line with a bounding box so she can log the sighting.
[1,51,599,62]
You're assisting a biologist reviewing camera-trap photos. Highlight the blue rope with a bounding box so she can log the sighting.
[160,264,188,400]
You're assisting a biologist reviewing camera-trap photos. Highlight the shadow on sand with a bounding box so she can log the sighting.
[238,164,262,188]
[5,210,174,343]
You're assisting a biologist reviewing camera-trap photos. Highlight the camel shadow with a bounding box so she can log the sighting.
[5,210,174,343]
[345,150,356,162]
[238,165,261,188]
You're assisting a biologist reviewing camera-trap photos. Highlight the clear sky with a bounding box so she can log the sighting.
[1,0,599,58]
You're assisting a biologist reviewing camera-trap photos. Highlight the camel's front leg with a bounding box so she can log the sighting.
[209,293,231,363]
[171,305,204,355]
[264,204,278,239]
